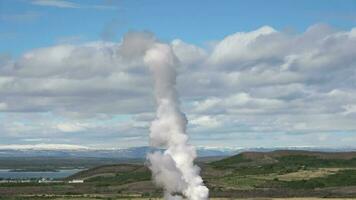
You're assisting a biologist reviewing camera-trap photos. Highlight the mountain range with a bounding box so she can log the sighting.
[0,145,354,159]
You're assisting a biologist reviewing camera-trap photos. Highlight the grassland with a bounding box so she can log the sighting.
[0,157,143,170]
[2,150,356,199]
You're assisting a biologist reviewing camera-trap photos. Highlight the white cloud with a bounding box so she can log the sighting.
[342,104,356,116]
[0,143,89,150]
[193,92,286,115]
[1,25,356,148]
[190,115,222,129]
[30,0,118,10]
[31,0,80,8]
[350,28,356,38]
[208,26,278,67]
[171,39,207,67]
[0,102,8,110]
[56,122,87,132]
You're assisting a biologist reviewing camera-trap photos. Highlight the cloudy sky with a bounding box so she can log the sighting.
[0,0,356,149]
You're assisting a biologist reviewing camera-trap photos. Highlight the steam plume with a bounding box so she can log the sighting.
[144,43,209,200]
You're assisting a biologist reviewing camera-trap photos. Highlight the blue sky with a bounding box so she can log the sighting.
[1,0,356,56]
[0,0,356,149]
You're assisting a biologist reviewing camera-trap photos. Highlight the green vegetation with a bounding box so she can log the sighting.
[277,155,356,168]
[87,170,151,185]
[3,150,356,198]
[0,157,141,170]
[0,182,42,187]
[206,152,356,192]
[210,154,251,168]
[212,154,356,175]
[282,169,356,189]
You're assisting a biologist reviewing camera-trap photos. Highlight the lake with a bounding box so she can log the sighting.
[0,169,83,179]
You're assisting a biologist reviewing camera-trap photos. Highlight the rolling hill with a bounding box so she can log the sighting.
[2,150,356,198]
[63,150,356,198]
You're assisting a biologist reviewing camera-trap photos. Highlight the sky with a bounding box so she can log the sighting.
[0,0,356,149]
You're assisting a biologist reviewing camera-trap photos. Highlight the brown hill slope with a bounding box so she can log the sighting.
[241,150,356,160]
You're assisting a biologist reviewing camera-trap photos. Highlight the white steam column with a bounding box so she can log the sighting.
[144,43,209,200]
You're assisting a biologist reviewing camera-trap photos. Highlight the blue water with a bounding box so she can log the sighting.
[0,169,83,179]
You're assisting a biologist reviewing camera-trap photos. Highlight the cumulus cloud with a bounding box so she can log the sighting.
[31,0,118,10]
[31,0,80,8]
[193,92,286,115]
[0,102,8,111]
[1,25,356,148]
[56,122,87,132]
[171,39,207,67]
[0,143,89,150]
[208,26,279,68]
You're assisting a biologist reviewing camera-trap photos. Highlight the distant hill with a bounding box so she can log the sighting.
[65,163,147,180]
[58,149,356,198]
[3,149,356,198]
[0,145,355,159]
[210,150,356,169]
[0,146,236,158]
[0,146,234,169]
[241,150,356,160]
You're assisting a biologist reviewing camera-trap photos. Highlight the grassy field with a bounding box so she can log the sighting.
[206,151,356,190]
[0,157,144,170]
[2,150,356,198]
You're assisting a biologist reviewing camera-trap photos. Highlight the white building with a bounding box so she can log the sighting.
[68,179,84,183]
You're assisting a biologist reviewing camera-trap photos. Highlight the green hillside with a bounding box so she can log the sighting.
[2,150,356,199]
[64,150,356,197]
[206,150,356,192]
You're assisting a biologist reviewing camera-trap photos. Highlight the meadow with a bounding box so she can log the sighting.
[2,150,356,199]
